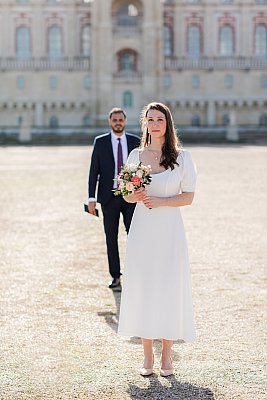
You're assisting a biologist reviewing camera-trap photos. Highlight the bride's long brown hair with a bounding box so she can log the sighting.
[140,102,182,170]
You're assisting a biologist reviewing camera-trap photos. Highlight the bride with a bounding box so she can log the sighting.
[118,102,197,377]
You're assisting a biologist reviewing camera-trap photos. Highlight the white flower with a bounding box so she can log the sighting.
[128,163,138,173]
[136,169,143,178]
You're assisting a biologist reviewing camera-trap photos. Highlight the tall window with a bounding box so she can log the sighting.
[49,116,59,127]
[49,76,58,89]
[255,25,267,56]
[118,50,137,72]
[164,25,173,57]
[48,25,63,59]
[259,113,267,126]
[224,74,233,89]
[123,91,133,108]
[83,115,91,126]
[192,74,200,89]
[260,74,267,88]
[81,24,91,57]
[191,115,201,126]
[117,4,139,26]
[188,25,201,57]
[16,26,31,59]
[16,75,25,90]
[222,114,230,126]
[220,25,234,56]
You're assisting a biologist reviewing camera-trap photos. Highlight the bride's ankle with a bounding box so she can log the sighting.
[143,354,154,367]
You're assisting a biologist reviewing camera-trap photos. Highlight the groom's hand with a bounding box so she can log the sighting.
[88,201,97,216]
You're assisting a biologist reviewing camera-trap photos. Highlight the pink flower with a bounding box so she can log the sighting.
[131,176,141,186]
[126,182,134,191]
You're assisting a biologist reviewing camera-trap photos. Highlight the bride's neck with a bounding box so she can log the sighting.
[148,138,164,151]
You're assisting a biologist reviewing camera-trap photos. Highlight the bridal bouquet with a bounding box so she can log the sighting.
[114,162,152,196]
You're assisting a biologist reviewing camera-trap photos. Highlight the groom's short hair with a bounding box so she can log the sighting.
[109,108,127,119]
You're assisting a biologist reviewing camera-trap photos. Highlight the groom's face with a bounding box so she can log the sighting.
[109,112,126,135]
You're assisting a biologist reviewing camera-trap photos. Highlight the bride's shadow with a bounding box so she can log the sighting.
[98,291,184,354]
[128,374,215,400]
[98,292,215,399]
[97,291,141,346]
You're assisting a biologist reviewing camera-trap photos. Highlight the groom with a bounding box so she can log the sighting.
[88,108,140,289]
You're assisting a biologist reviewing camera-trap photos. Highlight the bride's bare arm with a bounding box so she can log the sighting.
[143,192,194,209]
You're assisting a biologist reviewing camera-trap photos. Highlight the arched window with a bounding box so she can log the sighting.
[255,25,267,56]
[164,25,173,57]
[117,3,139,27]
[259,113,267,126]
[49,115,59,127]
[123,91,133,108]
[188,25,201,57]
[191,115,201,126]
[48,25,63,59]
[118,50,137,72]
[220,25,234,56]
[16,26,31,59]
[81,24,91,57]
[222,114,230,126]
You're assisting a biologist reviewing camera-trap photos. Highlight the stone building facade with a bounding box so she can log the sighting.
[0,0,267,141]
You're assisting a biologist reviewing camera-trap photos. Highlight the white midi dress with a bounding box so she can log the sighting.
[118,148,197,342]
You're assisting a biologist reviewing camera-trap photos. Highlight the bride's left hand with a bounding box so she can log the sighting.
[143,196,164,209]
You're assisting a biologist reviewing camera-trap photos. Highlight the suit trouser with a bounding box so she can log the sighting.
[101,195,136,279]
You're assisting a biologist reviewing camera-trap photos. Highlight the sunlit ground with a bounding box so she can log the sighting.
[0,145,266,400]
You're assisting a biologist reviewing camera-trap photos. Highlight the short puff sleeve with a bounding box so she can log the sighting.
[126,148,140,165]
[180,150,197,192]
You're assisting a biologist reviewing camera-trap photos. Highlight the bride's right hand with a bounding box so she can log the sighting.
[134,188,147,202]
[124,188,147,203]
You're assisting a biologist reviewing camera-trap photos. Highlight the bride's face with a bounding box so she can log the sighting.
[146,109,167,140]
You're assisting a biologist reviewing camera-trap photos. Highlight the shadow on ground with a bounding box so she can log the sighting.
[128,374,215,400]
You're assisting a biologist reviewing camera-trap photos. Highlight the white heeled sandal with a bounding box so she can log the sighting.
[160,357,173,377]
[140,355,154,376]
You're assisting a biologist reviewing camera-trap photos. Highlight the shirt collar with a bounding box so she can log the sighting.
[111,130,126,141]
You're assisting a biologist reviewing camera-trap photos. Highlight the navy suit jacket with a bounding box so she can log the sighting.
[88,132,140,205]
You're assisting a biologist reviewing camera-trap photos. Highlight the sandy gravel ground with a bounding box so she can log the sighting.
[0,145,266,400]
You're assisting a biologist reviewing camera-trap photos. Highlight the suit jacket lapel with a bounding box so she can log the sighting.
[106,132,115,169]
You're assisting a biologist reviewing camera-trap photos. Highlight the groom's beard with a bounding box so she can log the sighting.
[113,125,125,134]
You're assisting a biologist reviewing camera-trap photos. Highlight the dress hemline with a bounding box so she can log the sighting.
[118,331,196,343]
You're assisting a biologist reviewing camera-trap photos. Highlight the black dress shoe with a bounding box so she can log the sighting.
[108,278,121,289]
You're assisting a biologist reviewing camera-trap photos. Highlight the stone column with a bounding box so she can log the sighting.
[19,108,32,143]
[142,0,163,103]
[92,0,113,125]
[35,102,44,127]
[207,100,216,126]
[226,110,239,142]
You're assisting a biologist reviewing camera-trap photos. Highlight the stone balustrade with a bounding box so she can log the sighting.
[165,56,267,71]
[0,57,91,71]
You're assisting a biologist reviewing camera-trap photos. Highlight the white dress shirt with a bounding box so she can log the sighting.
[111,130,128,188]
[89,130,128,201]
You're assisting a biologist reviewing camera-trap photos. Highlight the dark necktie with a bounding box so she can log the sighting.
[117,138,123,175]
